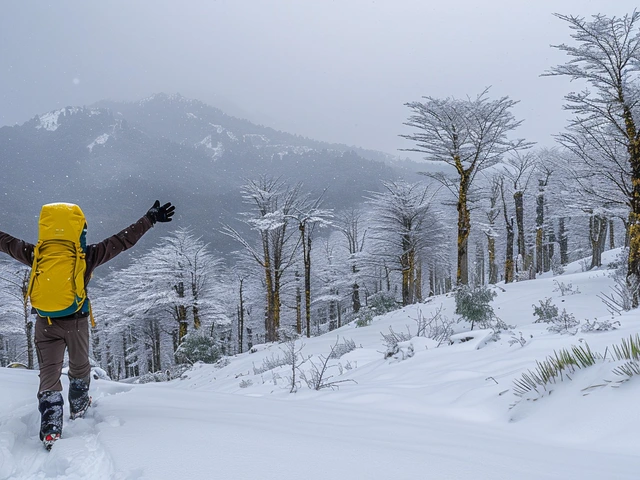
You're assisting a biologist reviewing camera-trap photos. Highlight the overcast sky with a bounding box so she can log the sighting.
[1,1,638,158]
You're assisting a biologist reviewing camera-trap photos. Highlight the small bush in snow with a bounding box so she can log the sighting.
[579,257,591,273]
[513,335,640,405]
[551,254,564,276]
[175,332,222,365]
[354,292,398,327]
[135,371,171,384]
[368,291,398,313]
[580,318,621,333]
[239,379,253,388]
[599,253,638,314]
[328,337,357,359]
[508,332,528,347]
[354,306,376,327]
[512,343,599,400]
[384,341,415,361]
[134,365,189,384]
[413,305,455,345]
[380,326,412,353]
[454,285,497,330]
[338,360,354,374]
[280,338,308,393]
[301,339,356,391]
[381,325,419,360]
[532,298,559,323]
[547,309,580,335]
[611,334,640,380]
[252,353,289,375]
[553,280,580,296]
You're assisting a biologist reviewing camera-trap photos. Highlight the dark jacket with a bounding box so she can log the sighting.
[0,216,153,289]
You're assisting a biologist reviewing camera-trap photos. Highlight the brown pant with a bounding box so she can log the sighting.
[35,316,91,393]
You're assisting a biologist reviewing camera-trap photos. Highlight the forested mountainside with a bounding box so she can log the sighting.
[0,94,419,258]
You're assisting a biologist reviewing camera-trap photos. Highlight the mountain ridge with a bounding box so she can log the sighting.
[0,93,419,262]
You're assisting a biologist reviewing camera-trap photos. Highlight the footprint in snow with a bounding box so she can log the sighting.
[0,381,133,480]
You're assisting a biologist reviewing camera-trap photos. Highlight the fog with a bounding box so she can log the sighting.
[1,1,637,157]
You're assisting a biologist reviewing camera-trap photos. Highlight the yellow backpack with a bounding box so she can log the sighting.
[27,203,93,326]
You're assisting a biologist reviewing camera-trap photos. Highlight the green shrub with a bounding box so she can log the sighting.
[513,344,599,399]
[368,291,398,314]
[175,332,222,365]
[513,335,640,403]
[532,298,559,323]
[455,285,497,330]
[354,307,376,327]
[547,309,580,335]
[352,292,398,327]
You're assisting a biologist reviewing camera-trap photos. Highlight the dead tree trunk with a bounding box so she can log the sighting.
[590,215,608,269]
[457,168,471,285]
[500,179,515,283]
[237,278,245,353]
[559,217,569,265]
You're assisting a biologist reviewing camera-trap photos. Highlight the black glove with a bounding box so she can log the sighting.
[146,200,175,224]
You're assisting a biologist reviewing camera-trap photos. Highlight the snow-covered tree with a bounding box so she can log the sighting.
[140,228,224,343]
[553,145,627,269]
[498,176,516,283]
[289,193,333,337]
[544,11,640,304]
[501,152,537,278]
[367,180,441,306]
[93,228,226,377]
[333,208,368,314]
[0,262,33,368]
[222,176,303,342]
[402,88,532,285]
[312,233,349,330]
[477,175,502,284]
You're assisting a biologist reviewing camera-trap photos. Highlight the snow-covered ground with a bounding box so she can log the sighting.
[2,250,640,479]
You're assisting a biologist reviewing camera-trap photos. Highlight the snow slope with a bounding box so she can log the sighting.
[2,250,640,479]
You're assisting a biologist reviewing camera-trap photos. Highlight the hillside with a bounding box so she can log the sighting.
[1,250,639,479]
[0,94,418,259]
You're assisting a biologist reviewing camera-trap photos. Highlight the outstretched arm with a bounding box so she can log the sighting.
[0,231,35,266]
[85,200,175,271]
[85,216,154,270]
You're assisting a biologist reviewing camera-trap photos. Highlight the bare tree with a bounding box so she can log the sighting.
[544,11,640,304]
[402,88,532,285]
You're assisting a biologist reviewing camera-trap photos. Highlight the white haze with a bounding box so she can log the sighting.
[1,1,638,159]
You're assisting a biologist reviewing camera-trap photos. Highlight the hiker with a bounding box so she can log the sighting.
[0,200,175,449]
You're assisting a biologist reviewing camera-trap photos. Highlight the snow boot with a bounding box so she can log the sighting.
[68,375,91,420]
[38,390,63,449]
[42,432,61,451]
